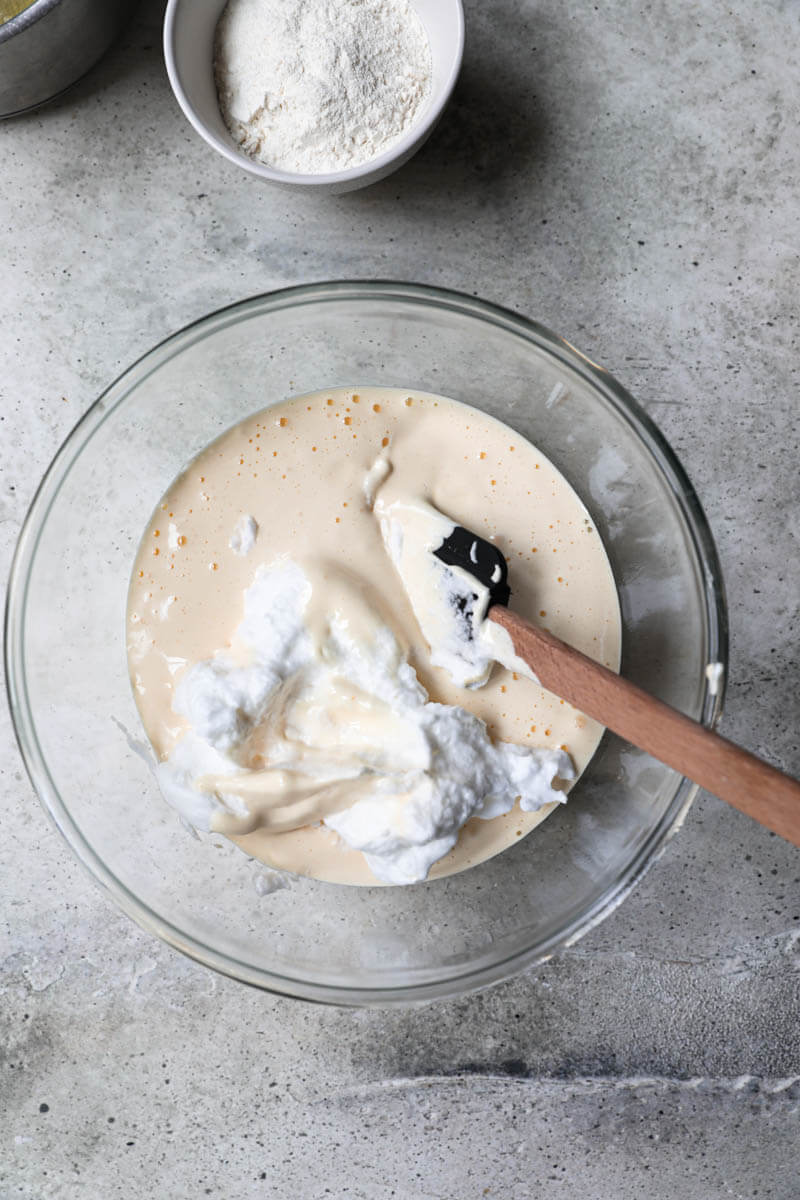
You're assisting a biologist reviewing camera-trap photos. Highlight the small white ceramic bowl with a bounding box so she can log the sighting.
[163,0,465,194]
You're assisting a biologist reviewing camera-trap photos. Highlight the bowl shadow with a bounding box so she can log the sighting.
[353,58,549,206]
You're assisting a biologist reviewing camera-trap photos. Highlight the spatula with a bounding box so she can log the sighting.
[433,524,800,846]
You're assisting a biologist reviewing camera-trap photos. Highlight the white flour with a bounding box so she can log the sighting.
[215,0,432,175]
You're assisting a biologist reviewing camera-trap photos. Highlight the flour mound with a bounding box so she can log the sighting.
[215,0,432,174]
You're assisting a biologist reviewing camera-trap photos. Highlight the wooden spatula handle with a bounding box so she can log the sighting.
[490,606,800,847]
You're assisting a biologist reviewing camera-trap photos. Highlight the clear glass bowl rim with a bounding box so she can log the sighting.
[4,281,728,1005]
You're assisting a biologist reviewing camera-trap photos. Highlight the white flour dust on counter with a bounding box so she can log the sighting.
[215,0,432,174]
[127,386,622,886]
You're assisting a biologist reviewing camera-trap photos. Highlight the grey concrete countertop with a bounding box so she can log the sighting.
[2,1,798,1196]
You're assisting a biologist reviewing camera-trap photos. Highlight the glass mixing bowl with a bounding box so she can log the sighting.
[5,282,727,1005]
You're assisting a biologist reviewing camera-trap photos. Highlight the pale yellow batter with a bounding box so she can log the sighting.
[127,387,621,884]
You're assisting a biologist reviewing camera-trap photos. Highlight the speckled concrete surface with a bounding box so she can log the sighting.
[2,0,799,1196]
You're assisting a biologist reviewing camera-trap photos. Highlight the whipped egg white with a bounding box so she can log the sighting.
[158,557,573,884]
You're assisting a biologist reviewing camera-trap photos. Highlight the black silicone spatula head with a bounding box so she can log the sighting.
[433,525,511,609]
